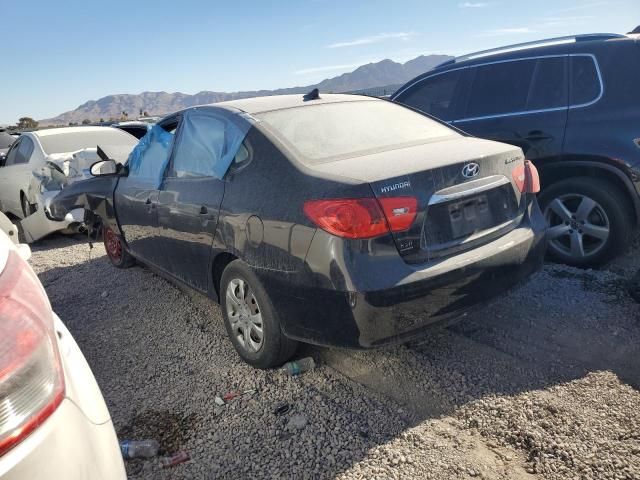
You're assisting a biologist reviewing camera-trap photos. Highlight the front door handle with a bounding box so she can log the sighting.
[199,206,208,215]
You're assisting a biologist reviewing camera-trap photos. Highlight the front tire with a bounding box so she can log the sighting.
[220,260,298,368]
[539,177,633,267]
[103,226,135,268]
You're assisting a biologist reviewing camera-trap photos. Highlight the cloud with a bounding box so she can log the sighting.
[293,63,362,75]
[539,15,595,28]
[459,2,488,7]
[555,1,610,13]
[327,32,416,49]
[480,27,535,36]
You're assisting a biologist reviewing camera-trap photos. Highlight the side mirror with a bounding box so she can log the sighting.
[90,159,124,176]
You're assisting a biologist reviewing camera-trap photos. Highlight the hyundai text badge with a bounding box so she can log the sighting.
[462,162,480,178]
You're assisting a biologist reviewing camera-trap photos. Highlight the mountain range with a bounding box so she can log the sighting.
[40,54,451,125]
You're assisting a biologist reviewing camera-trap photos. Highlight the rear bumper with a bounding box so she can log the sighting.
[259,199,546,348]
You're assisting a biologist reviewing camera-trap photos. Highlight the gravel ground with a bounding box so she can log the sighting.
[29,235,640,479]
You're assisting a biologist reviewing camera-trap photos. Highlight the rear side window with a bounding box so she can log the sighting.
[169,110,248,179]
[466,59,536,117]
[527,57,567,110]
[396,70,462,121]
[570,56,600,105]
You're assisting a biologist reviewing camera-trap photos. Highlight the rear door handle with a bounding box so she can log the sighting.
[524,131,552,141]
[199,206,208,215]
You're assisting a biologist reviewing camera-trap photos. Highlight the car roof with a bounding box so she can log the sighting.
[31,126,121,138]
[432,33,631,70]
[214,93,378,114]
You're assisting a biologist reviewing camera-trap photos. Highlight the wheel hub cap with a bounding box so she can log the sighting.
[225,278,264,353]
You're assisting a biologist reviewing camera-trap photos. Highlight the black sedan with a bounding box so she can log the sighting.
[50,93,546,368]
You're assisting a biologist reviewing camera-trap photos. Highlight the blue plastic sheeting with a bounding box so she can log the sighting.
[171,110,249,180]
[127,124,174,186]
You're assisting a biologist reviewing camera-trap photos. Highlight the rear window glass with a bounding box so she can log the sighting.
[256,100,457,163]
[570,56,601,105]
[38,128,138,155]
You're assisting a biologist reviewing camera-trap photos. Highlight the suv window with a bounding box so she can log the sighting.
[396,70,463,121]
[4,137,34,166]
[570,56,600,105]
[527,57,567,110]
[466,59,536,118]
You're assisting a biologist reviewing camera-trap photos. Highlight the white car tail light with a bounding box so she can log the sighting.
[0,250,64,456]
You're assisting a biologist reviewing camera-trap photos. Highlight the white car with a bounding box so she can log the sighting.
[0,127,137,242]
[0,213,125,479]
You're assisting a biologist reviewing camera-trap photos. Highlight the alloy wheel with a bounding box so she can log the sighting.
[225,278,264,353]
[104,227,123,262]
[544,193,610,260]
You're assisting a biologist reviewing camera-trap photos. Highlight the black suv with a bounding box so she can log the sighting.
[393,33,640,266]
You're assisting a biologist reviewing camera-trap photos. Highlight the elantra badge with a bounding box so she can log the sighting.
[462,163,480,178]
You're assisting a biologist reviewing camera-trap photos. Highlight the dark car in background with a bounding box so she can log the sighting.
[50,93,546,368]
[0,131,16,166]
[393,32,640,266]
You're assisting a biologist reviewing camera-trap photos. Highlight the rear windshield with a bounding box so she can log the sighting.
[38,128,138,155]
[256,100,458,164]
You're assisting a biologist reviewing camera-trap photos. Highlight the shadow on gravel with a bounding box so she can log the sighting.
[31,235,640,479]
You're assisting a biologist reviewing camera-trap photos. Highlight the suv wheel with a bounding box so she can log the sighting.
[539,177,633,267]
[220,260,297,368]
[103,226,135,268]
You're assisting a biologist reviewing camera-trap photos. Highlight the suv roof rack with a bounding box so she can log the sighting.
[435,33,626,68]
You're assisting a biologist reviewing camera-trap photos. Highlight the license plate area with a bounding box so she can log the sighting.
[448,194,492,239]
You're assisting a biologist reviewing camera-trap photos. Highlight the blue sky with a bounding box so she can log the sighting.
[1,0,638,124]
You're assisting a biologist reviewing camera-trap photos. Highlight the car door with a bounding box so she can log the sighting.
[155,108,247,291]
[114,117,179,266]
[0,136,36,216]
[453,56,568,161]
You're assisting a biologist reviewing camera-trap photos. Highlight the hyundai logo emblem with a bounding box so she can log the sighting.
[462,162,480,178]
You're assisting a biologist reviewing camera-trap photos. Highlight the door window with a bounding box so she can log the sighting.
[396,70,463,121]
[4,137,34,166]
[168,110,249,180]
[127,122,177,185]
[466,59,536,118]
[570,56,601,105]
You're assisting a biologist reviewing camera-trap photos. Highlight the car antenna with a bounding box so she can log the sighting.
[303,88,320,101]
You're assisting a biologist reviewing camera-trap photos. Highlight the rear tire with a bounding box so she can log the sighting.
[538,177,633,267]
[103,226,135,268]
[220,260,298,368]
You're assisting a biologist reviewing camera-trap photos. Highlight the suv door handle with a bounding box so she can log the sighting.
[524,131,552,141]
[145,198,152,205]
[199,206,208,215]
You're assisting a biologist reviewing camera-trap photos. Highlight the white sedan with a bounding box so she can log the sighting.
[0,213,126,479]
[0,127,138,242]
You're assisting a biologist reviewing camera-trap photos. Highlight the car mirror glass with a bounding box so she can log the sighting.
[90,159,118,176]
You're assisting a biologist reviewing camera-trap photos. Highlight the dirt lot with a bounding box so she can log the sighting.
[30,235,640,480]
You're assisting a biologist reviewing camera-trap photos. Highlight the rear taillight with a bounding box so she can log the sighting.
[0,251,64,457]
[303,196,417,239]
[512,160,541,193]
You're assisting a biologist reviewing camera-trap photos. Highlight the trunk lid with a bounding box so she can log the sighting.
[309,136,526,263]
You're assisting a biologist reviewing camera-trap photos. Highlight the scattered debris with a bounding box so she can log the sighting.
[214,396,225,406]
[274,403,291,416]
[287,413,308,431]
[160,450,190,468]
[222,391,240,402]
[101,290,108,298]
[119,439,160,459]
[281,357,316,376]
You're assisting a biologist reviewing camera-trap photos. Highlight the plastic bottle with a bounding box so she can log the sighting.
[119,439,160,459]
[282,357,316,376]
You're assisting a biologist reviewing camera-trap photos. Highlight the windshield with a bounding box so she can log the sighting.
[38,128,138,155]
[255,100,458,164]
